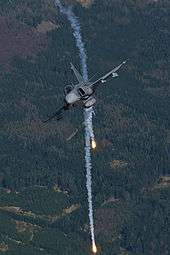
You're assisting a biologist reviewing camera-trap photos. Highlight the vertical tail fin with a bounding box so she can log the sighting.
[70,62,84,83]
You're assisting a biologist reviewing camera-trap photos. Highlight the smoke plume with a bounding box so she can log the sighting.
[54,0,96,251]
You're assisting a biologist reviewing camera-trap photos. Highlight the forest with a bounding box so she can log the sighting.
[0,0,169,254]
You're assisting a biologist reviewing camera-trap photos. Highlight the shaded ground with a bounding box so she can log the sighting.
[0,15,47,68]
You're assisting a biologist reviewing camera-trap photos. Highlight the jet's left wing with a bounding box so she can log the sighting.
[42,105,69,123]
[91,60,127,91]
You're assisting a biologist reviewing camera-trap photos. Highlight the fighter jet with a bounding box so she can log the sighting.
[43,60,127,122]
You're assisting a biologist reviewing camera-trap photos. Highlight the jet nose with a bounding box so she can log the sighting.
[65,92,78,104]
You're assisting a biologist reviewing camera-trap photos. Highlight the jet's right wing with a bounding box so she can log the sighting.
[70,62,84,83]
[91,60,127,91]
[42,105,69,123]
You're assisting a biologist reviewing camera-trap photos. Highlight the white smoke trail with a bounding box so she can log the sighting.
[84,107,96,249]
[54,0,96,250]
[84,107,95,140]
[54,0,88,81]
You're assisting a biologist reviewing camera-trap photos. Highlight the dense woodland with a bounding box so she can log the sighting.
[0,0,169,254]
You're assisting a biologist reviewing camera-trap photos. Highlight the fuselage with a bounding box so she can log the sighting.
[65,82,96,108]
[43,60,127,123]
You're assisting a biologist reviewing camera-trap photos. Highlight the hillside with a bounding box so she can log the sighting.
[0,0,169,254]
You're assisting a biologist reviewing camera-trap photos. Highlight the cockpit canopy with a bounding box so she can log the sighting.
[78,86,93,97]
[78,88,86,97]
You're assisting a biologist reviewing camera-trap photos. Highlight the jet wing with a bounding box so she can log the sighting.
[91,60,127,91]
[42,105,69,123]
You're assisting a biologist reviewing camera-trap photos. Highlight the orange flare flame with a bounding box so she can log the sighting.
[92,243,97,253]
[91,140,96,149]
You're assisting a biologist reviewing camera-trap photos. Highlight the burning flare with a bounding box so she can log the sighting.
[91,139,96,149]
[92,242,97,253]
